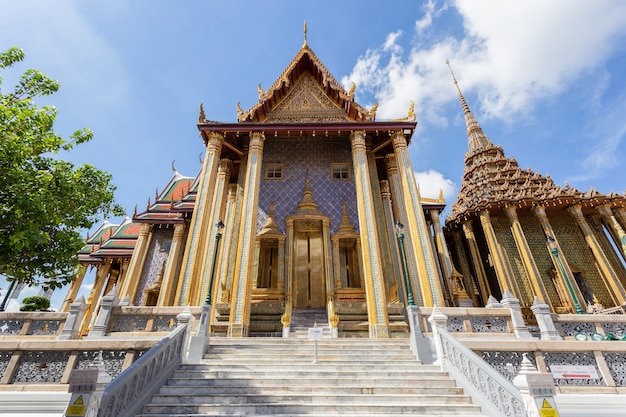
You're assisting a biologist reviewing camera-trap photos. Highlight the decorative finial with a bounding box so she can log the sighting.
[171,160,177,172]
[198,103,206,123]
[408,100,415,121]
[199,152,204,165]
[303,20,308,47]
[236,102,244,121]
[348,82,356,100]
[155,187,159,201]
[369,102,378,120]
[257,83,264,102]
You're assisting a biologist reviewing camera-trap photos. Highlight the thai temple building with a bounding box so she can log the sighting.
[3,29,626,417]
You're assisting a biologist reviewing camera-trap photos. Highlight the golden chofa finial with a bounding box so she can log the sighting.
[257,83,264,102]
[408,100,415,121]
[303,20,308,47]
[348,82,356,100]
[369,102,378,121]
[198,103,206,123]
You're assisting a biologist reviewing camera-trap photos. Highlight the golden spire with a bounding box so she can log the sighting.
[303,20,308,47]
[445,59,492,153]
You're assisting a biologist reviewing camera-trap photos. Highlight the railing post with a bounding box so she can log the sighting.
[406,306,434,364]
[176,307,194,363]
[58,296,87,340]
[486,295,503,308]
[501,290,533,339]
[427,307,448,366]
[530,296,562,341]
[513,353,558,417]
[86,287,119,339]
[84,351,113,417]
[187,304,210,364]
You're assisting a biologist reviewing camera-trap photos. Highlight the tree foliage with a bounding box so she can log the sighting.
[19,295,51,312]
[0,47,124,289]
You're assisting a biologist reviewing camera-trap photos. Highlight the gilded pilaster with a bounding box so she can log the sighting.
[350,130,389,338]
[380,180,403,303]
[504,205,552,307]
[157,223,186,306]
[121,223,153,302]
[194,158,232,305]
[385,154,422,305]
[568,204,626,304]
[176,132,224,305]
[478,211,519,298]
[61,264,87,312]
[453,230,482,304]
[322,218,334,300]
[390,131,444,306]
[223,168,247,303]
[228,132,265,337]
[462,221,491,303]
[596,204,626,259]
[215,184,237,303]
[285,218,294,308]
[80,259,111,335]
[532,206,584,312]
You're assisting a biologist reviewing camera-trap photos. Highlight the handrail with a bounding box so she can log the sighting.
[433,322,526,417]
[97,323,187,417]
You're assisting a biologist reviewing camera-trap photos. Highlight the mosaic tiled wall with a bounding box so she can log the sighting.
[491,215,534,305]
[257,137,358,235]
[590,216,626,288]
[134,226,174,305]
[550,216,612,307]
[519,214,561,306]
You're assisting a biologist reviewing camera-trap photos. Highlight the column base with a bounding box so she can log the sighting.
[369,324,390,339]
[227,323,248,338]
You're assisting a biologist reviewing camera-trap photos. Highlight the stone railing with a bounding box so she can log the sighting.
[0,338,156,385]
[0,312,67,339]
[106,306,201,336]
[429,308,526,417]
[552,313,626,340]
[463,338,626,391]
[418,306,515,335]
[97,322,188,417]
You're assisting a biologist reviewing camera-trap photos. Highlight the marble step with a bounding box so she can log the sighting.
[139,402,483,415]
[165,376,458,388]
[172,369,449,379]
[158,384,463,395]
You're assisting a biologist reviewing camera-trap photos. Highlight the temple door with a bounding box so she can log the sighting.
[293,226,326,308]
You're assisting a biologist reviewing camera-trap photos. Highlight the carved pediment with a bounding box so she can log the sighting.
[265,74,350,123]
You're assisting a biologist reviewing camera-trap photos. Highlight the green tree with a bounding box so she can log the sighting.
[19,295,51,312]
[0,47,123,289]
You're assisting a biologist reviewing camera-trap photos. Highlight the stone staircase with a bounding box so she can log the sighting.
[136,338,486,416]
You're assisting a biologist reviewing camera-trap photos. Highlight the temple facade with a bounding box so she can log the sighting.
[67,39,626,340]
[71,40,452,339]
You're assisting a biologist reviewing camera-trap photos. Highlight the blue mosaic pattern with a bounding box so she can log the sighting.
[135,227,173,305]
[258,137,358,235]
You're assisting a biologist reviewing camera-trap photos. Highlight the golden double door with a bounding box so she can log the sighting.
[293,229,326,309]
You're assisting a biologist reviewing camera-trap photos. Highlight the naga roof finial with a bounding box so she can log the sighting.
[303,20,308,47]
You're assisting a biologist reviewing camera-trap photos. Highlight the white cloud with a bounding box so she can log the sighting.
[344,1,626,122]
[414,170,457,202]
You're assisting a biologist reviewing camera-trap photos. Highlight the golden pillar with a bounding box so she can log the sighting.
[567,204,626,305]
[390,131,444,306]
[120,223,153,302]
[157,223,186,306]
[322,218,334,301]
[380,180,403,302]
[350,130,389,338]
[430,211,453,281]
[176,132,224,305]
[614,207,626,231]
[80,259,111,335]
[596,204,626,259]
[194,158,231,305]
[215,184,238,304]
[462,221,490,304]
[228,132,265,337]
[61,264,88,312]
[478,211,519,298]
[385,154,422,305]
[504,205,552,307]
[452,230,481,305]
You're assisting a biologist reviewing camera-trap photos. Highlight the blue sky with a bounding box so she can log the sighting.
[1,0,626,310]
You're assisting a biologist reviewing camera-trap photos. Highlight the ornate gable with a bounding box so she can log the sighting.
[265,73,349,123]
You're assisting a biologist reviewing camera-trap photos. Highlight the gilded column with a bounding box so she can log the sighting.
[322,218,334,301]
[380,180,403,302]
[479,211,519,298]
[228,132,265,337]
[157,223,186,306]
[462,221,490,303]
[615,207,626,231]
[350,130,390,338]
[215,184,237,304]
[386,154,422,305]
[80,259,111,335]
[194,158,232,305]
[567,204,626,304]
[596,204,626,259]
[532,205,584,312]
[430,210,453,282]
[390,131,444,306]
[120,223,153,302]
[176,132,224,305]
[285,218,295,309]
[504,205,552,307]
[61,264,87,312]
[453,230,482,304]
[223,171,247,303]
